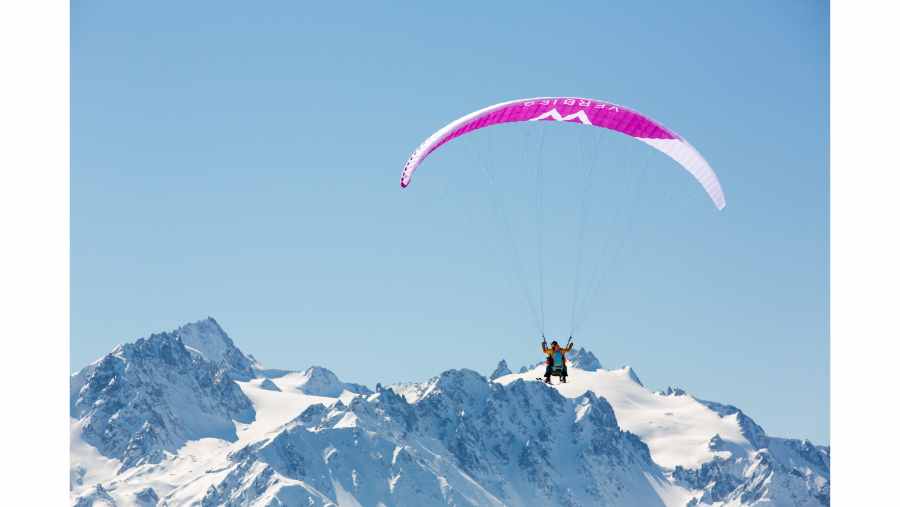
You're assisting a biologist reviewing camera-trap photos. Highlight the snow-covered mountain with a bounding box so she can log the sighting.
[70,326,255,472]
[71,319,829,506]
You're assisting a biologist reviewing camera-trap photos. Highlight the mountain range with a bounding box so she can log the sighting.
[70,318,829,506]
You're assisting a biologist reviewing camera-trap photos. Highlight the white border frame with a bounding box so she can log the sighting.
[832,0,900,503]
[0,1,69,502]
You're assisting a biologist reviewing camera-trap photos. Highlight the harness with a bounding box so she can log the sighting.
[552,350,563,367]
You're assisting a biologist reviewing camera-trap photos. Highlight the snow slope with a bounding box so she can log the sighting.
[494,366,751,469]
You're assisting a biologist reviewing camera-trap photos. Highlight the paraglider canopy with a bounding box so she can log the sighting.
[401,97,726,210]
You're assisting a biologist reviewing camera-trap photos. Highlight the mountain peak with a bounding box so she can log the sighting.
[658,386,688,397]
[296,366,345,397]
[257,378,281,392]
[489,359,512,380]
[430,368,490,400]
[622,365,644,386]
[173,317,233,362]
[173,317,255,381]
[696,398,769,449]
[567,347,602,370]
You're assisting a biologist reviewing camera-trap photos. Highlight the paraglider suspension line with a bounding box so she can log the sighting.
[475,130,544,335]
[568,131,602,337]
[536,126,547,334]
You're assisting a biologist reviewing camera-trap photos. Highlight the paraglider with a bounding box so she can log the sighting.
[399,96,726,360]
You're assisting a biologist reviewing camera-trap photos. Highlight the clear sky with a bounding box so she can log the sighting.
[72,1,828,444]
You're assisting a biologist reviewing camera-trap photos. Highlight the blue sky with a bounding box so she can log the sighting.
[72,1,828,443]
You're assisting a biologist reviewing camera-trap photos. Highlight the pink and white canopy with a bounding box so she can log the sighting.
[401,97,726,210]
